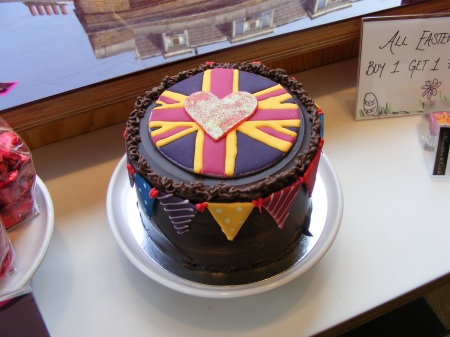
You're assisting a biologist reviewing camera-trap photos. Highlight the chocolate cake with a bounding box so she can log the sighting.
[125,62,324,285]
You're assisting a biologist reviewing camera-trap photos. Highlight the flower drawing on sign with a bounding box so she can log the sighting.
[421,79,441,100]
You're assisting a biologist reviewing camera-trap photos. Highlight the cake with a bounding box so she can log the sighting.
[124,62,324,285]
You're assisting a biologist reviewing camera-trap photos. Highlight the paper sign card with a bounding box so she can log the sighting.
[356,14,450,120]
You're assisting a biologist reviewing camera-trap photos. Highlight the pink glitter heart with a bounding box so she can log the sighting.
[184,91,257,140]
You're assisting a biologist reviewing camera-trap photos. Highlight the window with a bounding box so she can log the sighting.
[231,10,274,41]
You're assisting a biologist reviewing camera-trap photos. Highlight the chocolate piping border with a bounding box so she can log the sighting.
[125,62,322,202]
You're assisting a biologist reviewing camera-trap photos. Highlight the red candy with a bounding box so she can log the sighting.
[0,123,38,229]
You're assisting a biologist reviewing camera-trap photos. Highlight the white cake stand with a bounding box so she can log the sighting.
[107,154,343,298]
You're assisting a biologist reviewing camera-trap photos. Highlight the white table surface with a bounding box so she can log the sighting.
[29,58,450,337]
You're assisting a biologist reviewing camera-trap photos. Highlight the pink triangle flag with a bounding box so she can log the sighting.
[260,179,303,229]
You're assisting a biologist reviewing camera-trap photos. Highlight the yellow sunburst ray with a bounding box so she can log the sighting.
[150,122,199,147]
[154,91,188,109]
[237,120,300,152]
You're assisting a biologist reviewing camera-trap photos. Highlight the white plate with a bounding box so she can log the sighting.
[107,154,343,298]
[0,177,54,300]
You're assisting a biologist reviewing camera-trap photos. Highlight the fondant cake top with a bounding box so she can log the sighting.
[149,68,301,178]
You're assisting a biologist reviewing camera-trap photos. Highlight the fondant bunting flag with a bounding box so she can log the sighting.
[316,104,324,138]
[208,202,254,241]
[260,179,303,229]
[133,174,155,217]
[156,191,198,235]
[303,138,324,197]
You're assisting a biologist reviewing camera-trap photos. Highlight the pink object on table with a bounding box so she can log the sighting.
[0,82,18,96]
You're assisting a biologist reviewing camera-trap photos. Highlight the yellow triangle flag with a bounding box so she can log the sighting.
[208,202,254,241]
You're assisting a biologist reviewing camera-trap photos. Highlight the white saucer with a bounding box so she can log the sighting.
[107,154,343,298]
[0,177,54,300]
